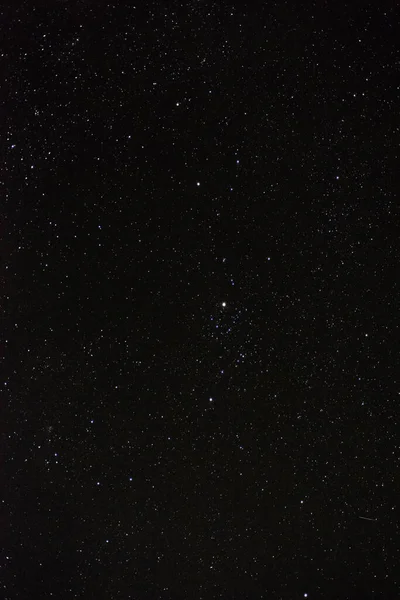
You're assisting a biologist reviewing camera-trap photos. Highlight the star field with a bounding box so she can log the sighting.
[2,2,400,599]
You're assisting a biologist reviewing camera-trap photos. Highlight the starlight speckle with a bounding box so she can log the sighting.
[3,5,395,599]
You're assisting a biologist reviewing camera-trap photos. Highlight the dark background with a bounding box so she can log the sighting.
[1,1,399,598]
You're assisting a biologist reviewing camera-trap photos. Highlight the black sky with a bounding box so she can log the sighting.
[2,2,400,599]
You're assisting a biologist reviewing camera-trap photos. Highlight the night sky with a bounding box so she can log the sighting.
[2,2,400,599]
